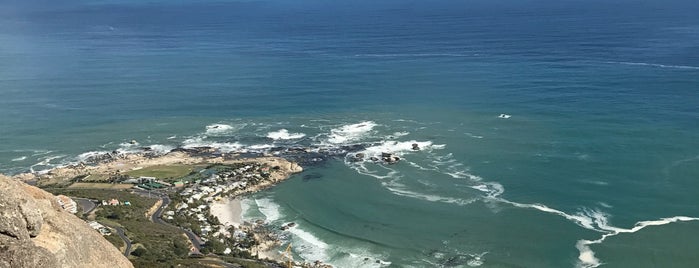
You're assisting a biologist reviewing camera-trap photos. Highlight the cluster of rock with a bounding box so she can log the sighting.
[349,143,422,164]
[381,152,401,164]
[280,222,297,231]
[0,175,132,268]
[350,152,402,164]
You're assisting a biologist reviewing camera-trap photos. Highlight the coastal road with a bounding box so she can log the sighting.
[147,193,204,254]
[101,223,132,257]
[71,197,131,255]
[113,226,132,256]
[73,197,97,214]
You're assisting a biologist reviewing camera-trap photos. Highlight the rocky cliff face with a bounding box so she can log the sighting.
[0,175,133,268]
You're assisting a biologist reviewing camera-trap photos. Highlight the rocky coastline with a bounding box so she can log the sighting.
[7,147,309,267]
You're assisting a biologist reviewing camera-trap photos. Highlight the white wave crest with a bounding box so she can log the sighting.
[255,198,282,222]
[11,156,27,162]
[205,123,244,135]
[467,252,488,267]
[606,61,699,70]
[391,131,410,138]
[576,216,699,268]
[469,182,504,198]
[76,151,110,162]
[327,121,377,144]
[465,132,484,139]
[248,144,274,150]
[30,155,66,173]
[147,144,175,155]
[388,187,477,206]
[267,129,306,140]
[182,137,244,153]
[358,140,440,159]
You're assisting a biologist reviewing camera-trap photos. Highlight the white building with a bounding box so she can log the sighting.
[56,195,78,214]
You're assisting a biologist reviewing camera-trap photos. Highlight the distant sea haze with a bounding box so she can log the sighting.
[1,0,699,267]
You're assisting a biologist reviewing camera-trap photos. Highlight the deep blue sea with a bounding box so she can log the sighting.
[2,0,699,267]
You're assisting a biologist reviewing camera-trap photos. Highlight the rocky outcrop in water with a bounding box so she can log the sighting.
[0,175,133,268]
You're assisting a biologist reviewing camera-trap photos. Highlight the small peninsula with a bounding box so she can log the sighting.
[8,147,339,268]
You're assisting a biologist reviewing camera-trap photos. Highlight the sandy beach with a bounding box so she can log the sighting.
[211,198,243,228]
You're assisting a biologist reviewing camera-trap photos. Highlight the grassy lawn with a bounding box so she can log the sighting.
[68,183,133,189]
[125,165,196,180]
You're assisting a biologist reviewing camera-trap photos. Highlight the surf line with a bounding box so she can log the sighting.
[489,196,699,268]
[575,216,699,268]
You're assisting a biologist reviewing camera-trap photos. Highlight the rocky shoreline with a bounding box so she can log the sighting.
[8,147,310,267]
[11,147,302,187]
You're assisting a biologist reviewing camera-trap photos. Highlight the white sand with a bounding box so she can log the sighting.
[211,198,242,228]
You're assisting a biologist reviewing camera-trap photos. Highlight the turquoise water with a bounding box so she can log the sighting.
[2,0,699,267]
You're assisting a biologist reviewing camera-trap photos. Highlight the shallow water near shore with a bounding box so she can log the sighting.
[2,0,699,267]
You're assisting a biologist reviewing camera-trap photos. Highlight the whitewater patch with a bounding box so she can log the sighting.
[205,123,246,136]
[467,252,488,267]
[248,144,275,151]
[284,221,394,268]
[30,155,66,173]
[11,156,27,162]
[388,186,477,206]
[288,226,331,262]
[249,197,391,268]
[391,131,410,138]
[327,121,377,144]
[182,137,244,153]
[267,129,306,140]
[576,216,699,268]
[357,140,443,160]
[76,151,110,162]
[147,144,176,155]
[465,132,484,139]
[255,198,283,222]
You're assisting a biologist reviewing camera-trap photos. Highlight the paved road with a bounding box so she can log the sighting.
[113,226,132,256]
[73,197,97,214]
[101,223,132,257]
[146,193,204,254]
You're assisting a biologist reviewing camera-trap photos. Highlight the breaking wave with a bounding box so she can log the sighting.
[205,123,246,135]
[327,121,377,144]
[267,129,306,140]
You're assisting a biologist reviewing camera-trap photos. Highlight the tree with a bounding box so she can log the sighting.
[131,247,148,257]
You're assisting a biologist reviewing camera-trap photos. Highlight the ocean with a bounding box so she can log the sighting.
[1,0,699,267]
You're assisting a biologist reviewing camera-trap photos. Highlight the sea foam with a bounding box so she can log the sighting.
[182,137,244,153]
[267,129,306,140]
[11,156,27,162]
[327,121,377,144]
[255,198,282,222]
[575,216,699,268]
[205,123,246,135]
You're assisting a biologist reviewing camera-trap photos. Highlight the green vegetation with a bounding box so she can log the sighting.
[103,231,125,250]
[47,188,191,268]
[43,162,284,268]
[125,164,197,180]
